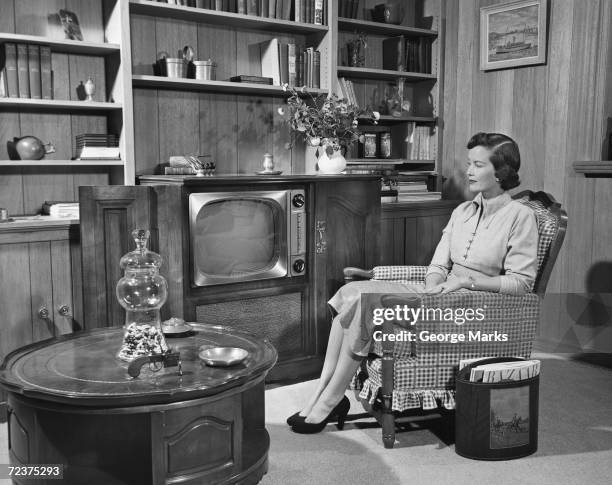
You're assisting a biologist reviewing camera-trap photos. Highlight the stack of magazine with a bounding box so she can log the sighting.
[75,134,120,160]
[459,358,541,383]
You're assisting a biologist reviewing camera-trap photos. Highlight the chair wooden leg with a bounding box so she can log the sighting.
[382,410,395,448]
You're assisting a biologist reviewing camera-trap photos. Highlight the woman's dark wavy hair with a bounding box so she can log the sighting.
[467,132,521,190]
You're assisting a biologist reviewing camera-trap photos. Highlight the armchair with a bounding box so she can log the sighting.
[344,191,567,448]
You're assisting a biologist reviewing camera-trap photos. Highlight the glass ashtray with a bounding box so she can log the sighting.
[199,347,248,367]
[161,317,193,335]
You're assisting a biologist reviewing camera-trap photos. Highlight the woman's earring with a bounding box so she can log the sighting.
[495,177,500,182]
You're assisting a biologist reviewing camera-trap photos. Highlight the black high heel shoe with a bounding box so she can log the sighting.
[291,396,350,434]
[286,412,306,426]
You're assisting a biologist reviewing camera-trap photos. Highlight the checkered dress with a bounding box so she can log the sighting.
[351,198,558,411]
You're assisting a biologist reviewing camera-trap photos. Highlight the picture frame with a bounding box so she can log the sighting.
[479,0,547,71]
[58,9,84,41]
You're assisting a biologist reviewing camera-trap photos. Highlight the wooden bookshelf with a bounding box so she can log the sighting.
[132,75,328,96]
[0,98,123,111]
[337,17,438,37]
[0,34,120,55]
[129,0,329,33]
[0,160,124,167]
[337,67,437,81]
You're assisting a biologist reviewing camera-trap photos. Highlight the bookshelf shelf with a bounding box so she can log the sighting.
[0,160,124,167]
[337,67,436,81]
[347,158,435,165]
[337,18,438,37]
[0,98,123,111]
[358,114,437,123]
[132,75,328,95]
[0,34,120,55]
[129,0,329,34]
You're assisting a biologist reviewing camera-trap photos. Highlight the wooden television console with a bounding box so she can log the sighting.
[79,175,380,381]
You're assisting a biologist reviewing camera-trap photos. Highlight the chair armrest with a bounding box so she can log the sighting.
[372,265,428,282]
[344,267,374,282]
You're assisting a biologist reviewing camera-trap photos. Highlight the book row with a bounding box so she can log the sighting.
[338,0,360,19]
[160,0,327,25]
[253,39,321,88]
[0,43,52,100]
[383,35,434,74]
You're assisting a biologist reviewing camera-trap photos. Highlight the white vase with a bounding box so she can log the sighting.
[317,146,347,174]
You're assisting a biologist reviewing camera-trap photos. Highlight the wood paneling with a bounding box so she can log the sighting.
[443,0,612,352]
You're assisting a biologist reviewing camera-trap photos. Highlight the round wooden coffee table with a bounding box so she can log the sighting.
[0,324,277,485]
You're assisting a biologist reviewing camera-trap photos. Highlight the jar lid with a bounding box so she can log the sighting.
[193,60,216,66]
[119,229,163,270]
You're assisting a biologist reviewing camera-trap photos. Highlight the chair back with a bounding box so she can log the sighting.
[513,190,567,295]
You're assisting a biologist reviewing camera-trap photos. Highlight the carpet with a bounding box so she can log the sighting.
[0,354,610,485]
[260,354,612,485]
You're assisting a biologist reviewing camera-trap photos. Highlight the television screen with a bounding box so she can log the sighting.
[193,198,281,278]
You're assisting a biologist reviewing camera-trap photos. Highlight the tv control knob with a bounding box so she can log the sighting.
[293,259,305,273]
[292,193,305,208]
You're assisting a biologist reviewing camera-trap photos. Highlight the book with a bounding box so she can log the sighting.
[281,0,292,20]
[237,0,247,14]
[295,0,302,22]
[279,42,288,85]
[58,9,84,41]
[314,0,323,25]
[229,74,273,84]
[247,0,258,15]
[0,68,6,97]
[76,146,121,159]
[42,201,79,218]
[268,0,276,18]
[28,44,41,99]
[287,43,297,86]
[260,0,269,17]
[16,43,30,98]
[3,43,18,98]
[259,38,281,85]
[40,46,53,100]
[276,0,283,18]
[312,49,320,89]
[383,36,406,71]
[295,48,303,86]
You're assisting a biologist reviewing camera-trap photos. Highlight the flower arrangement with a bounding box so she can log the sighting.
[278,84,379,157]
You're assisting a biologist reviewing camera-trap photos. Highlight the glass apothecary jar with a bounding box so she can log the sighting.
[116,229,169,362]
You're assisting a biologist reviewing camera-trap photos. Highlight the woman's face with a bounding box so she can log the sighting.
[466,145,504,197]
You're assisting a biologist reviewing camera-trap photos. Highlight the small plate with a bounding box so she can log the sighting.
[162,318,193,335]
[199,347,248,367]
[162,322,193,335]
[255,170,282,175]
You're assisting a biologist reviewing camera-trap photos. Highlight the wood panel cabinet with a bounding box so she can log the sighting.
[79,175,380,381]
[380,199,459,266]
[0,221,81,421]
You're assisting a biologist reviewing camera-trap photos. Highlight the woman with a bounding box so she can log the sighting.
[287,132,539,434]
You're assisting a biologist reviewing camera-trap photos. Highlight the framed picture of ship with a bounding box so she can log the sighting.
[480,0,547,71]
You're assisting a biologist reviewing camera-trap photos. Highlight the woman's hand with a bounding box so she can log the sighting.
[424,278,465,295]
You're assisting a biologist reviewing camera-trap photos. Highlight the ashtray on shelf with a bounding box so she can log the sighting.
[199,347,248,367]
[161,317,193,335]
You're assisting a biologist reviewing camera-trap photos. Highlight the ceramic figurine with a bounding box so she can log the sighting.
[84,77,95,101]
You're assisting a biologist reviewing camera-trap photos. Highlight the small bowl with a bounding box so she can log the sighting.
[199,347,248,367]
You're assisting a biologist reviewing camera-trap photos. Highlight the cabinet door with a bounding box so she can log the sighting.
[79,185,157,330]
[313,178,381,354]
[0,228,77,421]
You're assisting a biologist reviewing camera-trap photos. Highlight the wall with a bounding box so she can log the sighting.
[441,0,612,352]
